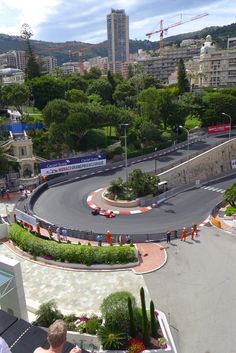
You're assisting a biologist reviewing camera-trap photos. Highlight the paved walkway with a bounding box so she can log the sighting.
[0,194,167,316]
[0,242,151,316]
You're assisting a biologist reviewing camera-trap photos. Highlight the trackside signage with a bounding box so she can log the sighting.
[40,154,106,177]
[15,209,37,227]
[231,159,236,169]
[208,123,230,135]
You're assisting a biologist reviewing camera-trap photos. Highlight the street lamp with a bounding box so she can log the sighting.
[154,147,157,174]
[221,112,231,139]
[179,125,189,160]
[120,123,129,183]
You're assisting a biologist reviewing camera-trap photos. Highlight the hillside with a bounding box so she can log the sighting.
[0,22,235,65]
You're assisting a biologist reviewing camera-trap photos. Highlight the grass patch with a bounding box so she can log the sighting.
[225,206,236,216]
[24,106,42,114]
[101,125,117,137]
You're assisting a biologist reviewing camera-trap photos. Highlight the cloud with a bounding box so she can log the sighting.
[0,0,61,37]
[0,0,235,43]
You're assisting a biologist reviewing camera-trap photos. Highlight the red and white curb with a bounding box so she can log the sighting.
[198,215,211,229]
[87,188,152,215]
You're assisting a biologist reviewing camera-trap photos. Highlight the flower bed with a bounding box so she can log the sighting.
[8,224,137,266]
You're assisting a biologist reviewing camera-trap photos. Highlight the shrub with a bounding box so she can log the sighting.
[86,317,101,335]
[64,313,77,331]
[150,300,158,338]
[8,224,137,266]
[97,325,127,350]
[225,206,236,216]
[35,300,63,327]
[140,287,150,345]
[100,291,139,334]
[128,297,136,337]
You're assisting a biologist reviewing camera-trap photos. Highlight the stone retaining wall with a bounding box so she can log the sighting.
[102,190,140,208]
[159,138,236,187]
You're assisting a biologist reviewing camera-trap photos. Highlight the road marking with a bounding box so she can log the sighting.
[130,210,142,214]
[202,186,225,193]
[94,188,103,193]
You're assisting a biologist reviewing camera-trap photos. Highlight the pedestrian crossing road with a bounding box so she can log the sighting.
[201,185,225,194]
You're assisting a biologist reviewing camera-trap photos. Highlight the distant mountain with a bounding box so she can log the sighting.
[0,22,236,65]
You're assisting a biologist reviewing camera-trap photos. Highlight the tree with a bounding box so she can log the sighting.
[132,116,161,145]
[107,70,116,93]
[48,122,70,157]
[177,58,190,94]
[224,184,236,207]
[84,67,102,80]
[87,78,112,103]
[1,84,29,113]
[63,74,88,92]
[65,89,88,103]
[113,81,136,108]
[202,92,236,126]
[42,99,71,127]
[20,24,41,80]
[29,75,65,110]
[0,147,9,176]
[128,169,159,197]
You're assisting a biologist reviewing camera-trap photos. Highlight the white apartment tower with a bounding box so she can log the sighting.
[107,9,129,74]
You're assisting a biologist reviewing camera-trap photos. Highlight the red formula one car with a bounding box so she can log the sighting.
[91,207,116,218]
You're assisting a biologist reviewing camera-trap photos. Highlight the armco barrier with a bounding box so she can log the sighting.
[15,136,231,243]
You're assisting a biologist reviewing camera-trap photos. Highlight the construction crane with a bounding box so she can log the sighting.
[146,12,208,55]
[68,42,101,74]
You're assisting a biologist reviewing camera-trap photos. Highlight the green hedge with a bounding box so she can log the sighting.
[8,224,137,266]
[127,141,172,159]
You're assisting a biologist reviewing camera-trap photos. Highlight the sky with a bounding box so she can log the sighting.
[0,0,235,44]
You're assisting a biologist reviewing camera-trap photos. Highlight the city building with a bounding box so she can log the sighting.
[199,35,236,87]
[61,61,80,74]
[85,56,108,74]
[42,56,58,73]
[0,52,16,68]
[0,50,27,70]
[0,68,24,84]
[138,44,201,83]
[107,8,129,74]
[228,37,236,49]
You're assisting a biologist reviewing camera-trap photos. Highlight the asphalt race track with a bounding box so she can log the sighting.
[33,160,236,237]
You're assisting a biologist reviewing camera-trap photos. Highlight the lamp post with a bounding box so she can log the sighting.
[221,112,231,139]
[120,123,129,183]
[179,125,189,160]
[154,147,157,174]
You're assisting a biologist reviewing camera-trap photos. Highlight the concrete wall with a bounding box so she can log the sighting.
[0,223,8,239]
[0,255,28,321]
[159,138,236,187]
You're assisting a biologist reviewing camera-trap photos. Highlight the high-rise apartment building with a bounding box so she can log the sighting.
[42,56,58,73]
[0,51,27,70]
[107,9,129,74]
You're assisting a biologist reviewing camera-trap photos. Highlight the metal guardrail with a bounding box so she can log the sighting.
[15,135,236,243]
